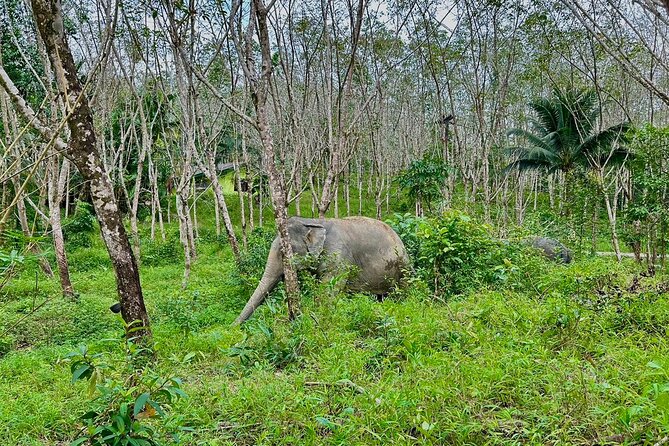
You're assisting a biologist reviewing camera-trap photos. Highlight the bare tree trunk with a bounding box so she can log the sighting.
[294,168,302,217]
[345,165,351,216]
[48,156,74,297]
[1,91,53,278]
[598,169,622,262]
[258,181,264,227]
[129,102,150,261]
[334,181,339,218]
[176,191,193,288]
[28,0,150,335]
[232,0,300,318]
[204,154,241,264]
[357,158,363,215]
[234,156,248,250]
[241,130,254,231]
[192,179,199,241]
[214,190,221,237]
[9,175,54,277]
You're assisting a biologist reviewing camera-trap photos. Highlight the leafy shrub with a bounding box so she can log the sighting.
[196,227,230,246]
[62,331,188,445]
[227,319,306,370]
[68,248,112,272]
[237,227,275,286]
[0,335,15,357]
[388,211,524,296]
[154,290,229,334]
[397,155,450,213]
[63,202,97,248]
[0,248,25,291]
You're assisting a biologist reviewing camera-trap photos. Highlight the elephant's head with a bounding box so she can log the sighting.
[234,218,326,324]
[287,218,326,258]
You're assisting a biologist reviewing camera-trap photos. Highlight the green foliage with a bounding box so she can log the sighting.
[227,319,306,371]
[621,125,669,258]
[397,155,450,211]
[0,248,25,279]
[5,187,669,444]
[140,233,182,267]
[0,5,45,107]
[63,331,188,446]
[389,211,526,295]
[0,234,36,294]
[506,88,630,175]
[237,227,275,286]
[68,248,112,272]
[63,202,97,248]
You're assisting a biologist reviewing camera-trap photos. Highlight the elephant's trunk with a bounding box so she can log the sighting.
[234,246,283,324]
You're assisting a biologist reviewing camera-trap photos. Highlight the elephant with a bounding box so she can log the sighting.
[525,236,572,263]
[235,216,410,324]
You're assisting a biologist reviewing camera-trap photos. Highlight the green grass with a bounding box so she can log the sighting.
[1,191,668,445]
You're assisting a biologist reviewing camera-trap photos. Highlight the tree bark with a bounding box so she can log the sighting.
[29,0,150,335]
[232,0,300,319]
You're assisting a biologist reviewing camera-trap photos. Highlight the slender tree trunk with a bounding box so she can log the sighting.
[357,158,363,215]
[204,154,241,264]
[130,106,150,261]
[234,157,248,250]
[258,182,264,227]
[345,165,351,216]
[48,156,74,297]
[1,92,53,278]
[192,179,199,241]
[176,191,192,289]
[234,0,300,318]
[334,181,339,218]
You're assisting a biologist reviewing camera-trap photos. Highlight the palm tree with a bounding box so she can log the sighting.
[505,88,631,175]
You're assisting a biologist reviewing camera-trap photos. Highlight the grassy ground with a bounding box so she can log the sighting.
[1,192,668,445]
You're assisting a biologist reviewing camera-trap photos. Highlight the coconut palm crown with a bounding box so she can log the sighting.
[505,89,631,174]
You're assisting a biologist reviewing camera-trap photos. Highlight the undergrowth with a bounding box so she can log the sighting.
[1,208,668,445]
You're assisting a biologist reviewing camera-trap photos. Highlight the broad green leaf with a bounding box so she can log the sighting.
[134,392,151,416]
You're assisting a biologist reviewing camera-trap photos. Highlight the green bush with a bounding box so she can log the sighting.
[237,227,275,286]
[63,333,188,446]
[63,202,97,248]
[0,335,15,357]
[227,318,306,371]
[68,248,111,272]
[389,211,525,296]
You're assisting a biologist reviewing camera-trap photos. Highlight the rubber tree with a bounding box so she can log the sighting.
[230,0,301,320]
[25,0,150,335]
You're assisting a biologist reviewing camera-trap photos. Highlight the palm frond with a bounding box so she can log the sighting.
[503,158,553,174]
[529,99,560,134]
[507,128,555,154]
[580,122,631,161]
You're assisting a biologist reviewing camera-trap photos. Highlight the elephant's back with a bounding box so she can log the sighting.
[340,217,407,255]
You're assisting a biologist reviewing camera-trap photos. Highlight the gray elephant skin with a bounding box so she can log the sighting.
[235,216,410,324]
[526,236,572,263]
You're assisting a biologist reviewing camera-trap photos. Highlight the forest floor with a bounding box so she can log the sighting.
[1,206,669,445]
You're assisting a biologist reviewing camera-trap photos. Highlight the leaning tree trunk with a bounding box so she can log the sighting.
[204,153,241,264]
[29,0,150,335]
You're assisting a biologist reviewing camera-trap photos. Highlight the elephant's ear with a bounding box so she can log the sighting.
[304,224,326,257]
